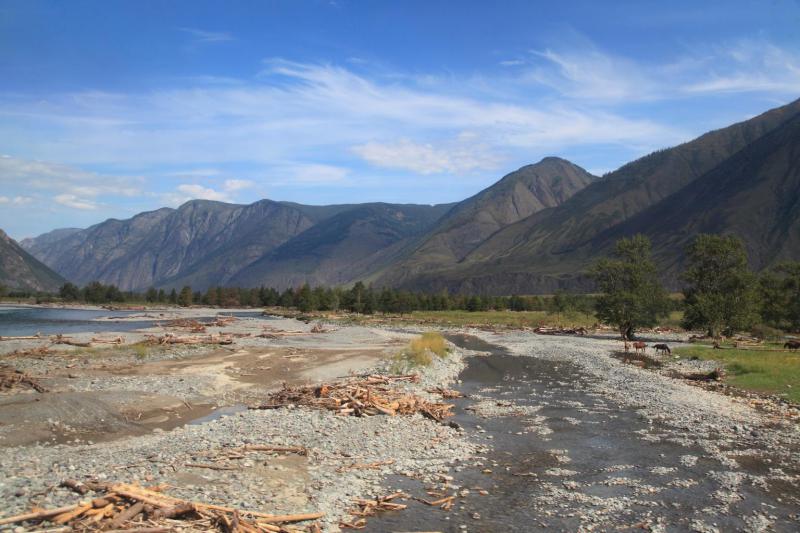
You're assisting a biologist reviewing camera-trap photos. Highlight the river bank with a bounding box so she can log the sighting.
[1,307,798,531]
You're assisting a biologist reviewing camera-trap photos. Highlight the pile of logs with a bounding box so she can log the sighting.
[0,365,48,393]
[339,493,408,529]
[533,326,588,336]
[7,345,52,357]
[253,374,454,422]
[0,480,323,532]
[144,333,234,346]
[164,319,208,333]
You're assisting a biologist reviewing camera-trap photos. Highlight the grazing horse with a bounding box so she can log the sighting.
[653,343,671,355]
[633,341,647,354]
[785,340,800,351]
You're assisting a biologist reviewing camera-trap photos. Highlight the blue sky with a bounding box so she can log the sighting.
[1,0,799,238]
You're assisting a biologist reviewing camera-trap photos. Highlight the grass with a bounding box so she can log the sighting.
[390,332,449,373]
[674,345,800,403]
[394,310,598,329]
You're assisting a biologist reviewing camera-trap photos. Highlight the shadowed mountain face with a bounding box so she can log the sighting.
[20,200,335,291]
[20,200,453,291]
[0,230,65,291]
[18,98,800,295]
[390,98,800,294]
[229,203,454,288]
[371,157,596,286]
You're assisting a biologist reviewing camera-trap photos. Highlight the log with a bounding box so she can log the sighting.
[185,463,239,471]
[0,334,42,340]
[255,512,325,523]
[152,502,196,519]
[108,501,144,528]
[242,444,307,455]
[0,504,80,526]
[60,479,88,495]
[52,503,93,524]
[105,529,172,533]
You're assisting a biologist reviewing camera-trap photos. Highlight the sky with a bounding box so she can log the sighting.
[1,0,799,239]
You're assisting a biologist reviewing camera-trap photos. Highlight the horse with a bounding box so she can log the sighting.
[653,343,671,355]
[632,341,647,354]
[785,340,800,351]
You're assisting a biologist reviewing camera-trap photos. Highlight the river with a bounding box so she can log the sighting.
[364,334,800,532]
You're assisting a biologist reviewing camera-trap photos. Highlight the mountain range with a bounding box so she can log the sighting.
[7,97,800,294]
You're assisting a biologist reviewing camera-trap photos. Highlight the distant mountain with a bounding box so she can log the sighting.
[392,98,800,293]
[372,157,596,287]
[22,200,451,291]
[0,229,65,291]
[230,203,454,288]
[21,98,800,295]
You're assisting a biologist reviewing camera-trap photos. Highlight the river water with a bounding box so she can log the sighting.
[364,334,800,532]
[0,306,158,337]
[0,306,268,337]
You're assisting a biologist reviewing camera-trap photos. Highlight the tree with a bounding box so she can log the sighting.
[177,286,193,307]
[144,287,158,303]
[592,235,669,340]
[168,288,178,305]
[681,234,760,337]
[59,282,81,301]
[760,261,800,332]
[0,283,7,299]
[296,283,317,312]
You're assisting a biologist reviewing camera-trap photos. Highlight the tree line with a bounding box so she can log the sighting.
[31,232,800,339]
[54,279,603,315]
[593,233,800,339]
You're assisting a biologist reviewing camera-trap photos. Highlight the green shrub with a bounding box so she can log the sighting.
[750,324,785,341]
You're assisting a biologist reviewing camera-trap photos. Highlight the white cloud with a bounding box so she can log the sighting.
[528,48,657,101]
[0,196,7,203]
[0,156,144,217]
[12,196,32,205]
[353,138,502,175]
[161,179,254,206]
[682,40,800,94]
[179,27,234,43]
[223,179,254,191]
[524,38,800,101]
[54,194,98,210]
[290,164,349,184]
[176,184,230,202]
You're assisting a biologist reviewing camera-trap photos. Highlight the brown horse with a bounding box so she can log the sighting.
[653,343,671,355]
[633,341,647,354]
[785,340,800,351]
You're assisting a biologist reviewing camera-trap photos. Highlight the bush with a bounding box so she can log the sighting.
[390,332,449,373]
[750,324,785,342]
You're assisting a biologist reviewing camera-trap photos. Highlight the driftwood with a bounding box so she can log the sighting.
[0,365,48,392]
[0,480,323,532]
[90,336,124,344]
[0,333,42,341]
[144,333,234,346]
[252,375,453,421]
[427,386,465,399]
[534,326,588,336]
[7,345,53,357]
[339,493,408,529]
[51,334,92,348]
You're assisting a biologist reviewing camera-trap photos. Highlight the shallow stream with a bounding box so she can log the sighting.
[364,334,800,532]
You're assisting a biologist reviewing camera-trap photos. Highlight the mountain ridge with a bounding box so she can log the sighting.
[17,98,800,295]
